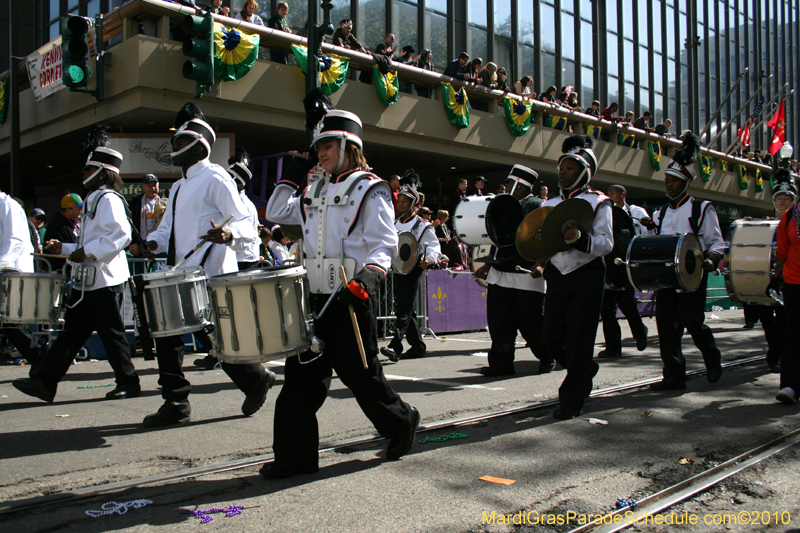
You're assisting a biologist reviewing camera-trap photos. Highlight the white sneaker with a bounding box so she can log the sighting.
[776,387,797,404]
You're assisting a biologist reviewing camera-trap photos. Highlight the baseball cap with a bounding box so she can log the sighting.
[402,45,415,54]
[30,208,47,220]
[61,193,84,209]
[143,174,159,184]
[475,176,487,182]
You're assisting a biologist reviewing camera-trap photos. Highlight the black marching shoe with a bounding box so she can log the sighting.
[553,406,583,419]
[650,378,687,391]
[143,401,191,428]
[597,349,622,359]
[538,359,556,374]
[193,354,218,370]
[386,407,420,461]
[706,364,723,384]
[380,347,401,362]
[105,383,142,400]
[242,371,277,416]
[480,366,516,377]
[13,378,56,403]
[260,462,319,480]
[636,326,649,351]
[403,348,427,359]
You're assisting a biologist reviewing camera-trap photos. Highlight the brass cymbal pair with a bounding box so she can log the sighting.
[515,199,595,263]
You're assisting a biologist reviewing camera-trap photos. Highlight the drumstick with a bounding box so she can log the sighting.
[515,264,544,276]
[32,253,70,259]
[339,266,368,370]
[172,215,234,270]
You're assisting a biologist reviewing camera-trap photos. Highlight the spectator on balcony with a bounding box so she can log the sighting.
[444,52,470,81]
[600,102,620,141]
[206,0,230,15]
[631,111,654,148]
[496,67,510,92]
[540,86,558,104]
[655,118,673,138]
[235,0,265,25]
[513,76,533,98]
[397,45,417,94]
[414,49,434,99]
[266,2,292,64]
[585,100,601,118]
[479,62,498,90]
[375,33,397,58]
[332,18,366,53]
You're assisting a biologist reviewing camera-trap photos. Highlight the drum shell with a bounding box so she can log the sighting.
[625,233,703,293]
[0,272,64,324]
[453,195,523,247]
[724,218,779,306]
[207,265,313,364]
[452,196,493,246]
[139,266,211,338]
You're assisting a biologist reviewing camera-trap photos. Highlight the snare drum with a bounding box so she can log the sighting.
[0,271,64,324]
[138,266,211,338]
[453,194,523,246]
[207,265,314,364]
[625,233,703,293]
[724,218,779,306]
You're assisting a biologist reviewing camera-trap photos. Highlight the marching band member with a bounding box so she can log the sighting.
[381,179,440,362]
[649,134,725,391]
[230,146,261,272]
[264,106,420,478]
[533,136,613,419]
[473,165,554,376]
[598,184,650,358]
[775,170,800,403]
[142,103,273,427]
[13,133,140,402]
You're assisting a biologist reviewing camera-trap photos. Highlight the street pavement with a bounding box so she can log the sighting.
[1,309,799,532]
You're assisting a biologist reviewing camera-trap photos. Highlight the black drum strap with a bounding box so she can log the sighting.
[689,198,703,237]
[167,182,182,266]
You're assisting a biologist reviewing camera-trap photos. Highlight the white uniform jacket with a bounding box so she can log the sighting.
[268,240,292,265]
[394,214,441,265]
[543,189,614,275]
[654,195,725,257]
[0,192,34,272]
[626,203,656,236]
[62,186,132,290]
[266,167,398,294]
[148,158,256,277]
[236,190,261,263]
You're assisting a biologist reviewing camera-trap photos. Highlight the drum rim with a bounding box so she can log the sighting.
[624,233,703,293]
[140,266,206,281]
[724,218,780,305]
[392,231,418,275]
[216,340,314,364]
[206,265,307,286]
[486,194,524,248]
[0,272,65,280]
[452,195,494,246]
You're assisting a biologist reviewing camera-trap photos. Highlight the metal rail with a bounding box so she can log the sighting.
[0,354,768,516]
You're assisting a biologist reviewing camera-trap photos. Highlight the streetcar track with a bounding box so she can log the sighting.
[0,354,769,516]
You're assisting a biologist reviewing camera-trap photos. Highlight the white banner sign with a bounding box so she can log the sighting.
[108,135,232,177]
[26,39,65,101]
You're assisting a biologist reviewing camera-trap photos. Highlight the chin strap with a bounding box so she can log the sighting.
[82,167,103,186]
[665,179,690,201]
[170,137,202,161]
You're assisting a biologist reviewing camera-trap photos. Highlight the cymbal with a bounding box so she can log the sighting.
[392,231,418,274]
[281,224,304,243]
[540,198,595,253]
[515,205,555,263]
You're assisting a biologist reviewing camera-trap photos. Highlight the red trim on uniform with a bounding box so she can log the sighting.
[669,194,691,210]
[697,201,711,227]
[365,264,387,279]
[400,213,416,224]
[299,183,312,223]
[349,179,391,234]
[347,280,369,300]
[584,233,592,254]
[333,166,362,184]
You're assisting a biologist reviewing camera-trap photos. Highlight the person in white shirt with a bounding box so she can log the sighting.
[142,103,273,427]
[648,134,725,391]
[229,146,261,271]
[235,0,265,25]
[268,226,292,265]
[264,107,420,479]
[13,144,140,403]
[531,135,613,419]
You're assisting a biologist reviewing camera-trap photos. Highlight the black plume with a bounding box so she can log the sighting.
[561,134,595,153]
[303,88,334,132]
[673,133,700,167]
[228,145,250,167]
[83,124,110,155]
[400,168,421,190]
[174,102,206,129]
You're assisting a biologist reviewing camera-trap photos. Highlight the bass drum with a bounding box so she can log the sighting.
[724,218,780,306]
[625,233,703,293]
[604,205,636,290]
[453,194,523,247]
[470,245,493,288]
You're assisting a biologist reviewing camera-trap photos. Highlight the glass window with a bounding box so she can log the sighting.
[468,26,487,63]
[653,52,663,91]
[606,0,617,33]
[358,0,385,52]
[653,92,664,123]
[667,58,676,99]
[468,0,486,27]
[697,1,704,24]
[519,44,534,80]
[652,3,662,53]
[518,0,533,45]
[681,102,688,133]
[623,39,634,82]
[637,1,647,41]
[424,10,447,70]
[666,5,675,58]
[495,0,511,37]
[580,0,592,20]
[580,19,593,67]
[678,11,687,64]
[495,37,513,76]
[562,13,575,60]
[697,24,705,69]
[427,0,447,14]
[668,98,677,126]
[581,66,594,106]
[624,81,635,112]
[640,87,650,113]
[607,33,618,77]
[639,46,649,88]
[680,63,688,102]
[86,0,100,17]
[540,3,556,53]
[622,0,633,39]
[50,20,60,40]
[393,1,418,53]
[562,59,575,87]
[608,75,620,106]
[287,0,308,31]
[68,0,78,8]
[541,52,557,90]
[327,0,351,34]
[562,0,574,14]
[50,0,60,19]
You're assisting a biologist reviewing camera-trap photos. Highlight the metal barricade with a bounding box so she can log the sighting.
[375,270,433,341]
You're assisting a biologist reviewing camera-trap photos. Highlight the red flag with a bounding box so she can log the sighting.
[737,123,751,148]
[767,97,786,155]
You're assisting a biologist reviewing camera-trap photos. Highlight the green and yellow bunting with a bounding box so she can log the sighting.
[503,96,533,136]
[618,132,636,147]
[441,82,469,129]
[754,168,764,192]
[648,141,662,171]
[585,123,602,139]
[543,114,554,128]
[767,172,774,190]
[291,45,349,95]
[214,23,260,81]
[736,165,748,190]
[552,115,568,131]
[0,77,7,124]
[719,160,727,172]
[373,65,399,106]
[698,155,713,182]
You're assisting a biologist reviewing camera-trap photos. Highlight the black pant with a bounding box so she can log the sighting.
[758,304,785,367]
[743,304,760,324]
[600,286,647,354]
[237,260,259,271]
[780,283,800,392]
[154,329,266,402]
[655,274,720,381]
[389,269,426,355]
[486,283,549,370]
[273,294,416,469]
[0,326,41,363]
[542,259,605,410]
[39,286,138,390]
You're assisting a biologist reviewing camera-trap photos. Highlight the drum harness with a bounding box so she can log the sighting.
[656,198,706,251]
